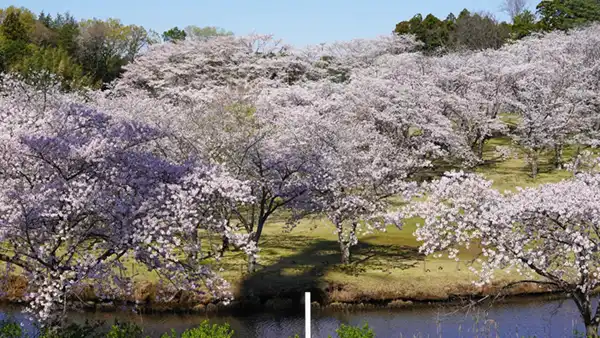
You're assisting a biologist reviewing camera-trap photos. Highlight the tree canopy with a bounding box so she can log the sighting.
[393,0,600,52]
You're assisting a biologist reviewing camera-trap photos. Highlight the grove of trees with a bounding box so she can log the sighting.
[0,6,234,90]
[393,0,600,52]
[2,0,600,335]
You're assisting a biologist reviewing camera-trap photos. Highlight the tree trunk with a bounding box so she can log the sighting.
[573,290,600,337]
[339,240,351,265]
[571,146,583,173]
[476,138,484,159]
[246,217,267,273]
[530,152,539,179]
[247,253,257,273]
[587,323,599,338]
[246,233,260,273]
[554,144,563,169]
[471,136,485,160]
[218,235,229,258]
[336,222,356,264]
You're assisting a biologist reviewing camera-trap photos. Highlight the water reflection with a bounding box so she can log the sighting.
[0,296,593,337]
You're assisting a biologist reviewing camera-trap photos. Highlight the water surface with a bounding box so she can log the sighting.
[1,296,592,337]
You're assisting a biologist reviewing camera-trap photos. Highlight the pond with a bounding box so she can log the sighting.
[1,295,594,337]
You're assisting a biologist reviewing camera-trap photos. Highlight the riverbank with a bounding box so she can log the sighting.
[0,275,565,315]
[0,221,564,316]
[0,293,589,338]
[2,274,568,315]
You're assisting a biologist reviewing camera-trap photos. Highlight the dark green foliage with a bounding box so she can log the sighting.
[457,8,471,20]
[0,40,30,73]
[394,0,600,52]
[448,11,511,50]
[39,321,147,338]
[0,318,22,338]
[395,14,442,52]
[0,11,30,73]
[39,320,105,338]
[53,13,79,56]
[105,321,146,338]
[420,14,447,51]
[536,0,600,31]
[12,47,97,90]
[37,12,52,29]
[394,9,511,53]
[1,12,28,42]
[512,10,540,38]
[75,25,125,84]
[162,27,187,42]
[0,319,237,338]
[0,7,156,90]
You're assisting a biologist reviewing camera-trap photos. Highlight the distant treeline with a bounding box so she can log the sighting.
[394,0,600,52]
[0,6,231,90]
[1,0,599,90]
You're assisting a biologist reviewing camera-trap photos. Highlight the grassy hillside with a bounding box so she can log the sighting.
[203,137,575,304]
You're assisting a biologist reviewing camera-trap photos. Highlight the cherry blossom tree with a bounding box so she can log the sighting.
[347,49,511,164]
[361,52,481,164]
[409,170,600,336]
[261,75,465,263]
[0,79,251,324]
[504,42,581,174]
[107,33,422,270]
[433,50,514,160]
[97,83,323,272]
[114,33,324,104]
[209,90,322,272]
[563,25,600,152]
[506,65,579,175]
[298,34,421,83]
[0,72,82,114]
[255,82,399,264]
[499,25,600,174]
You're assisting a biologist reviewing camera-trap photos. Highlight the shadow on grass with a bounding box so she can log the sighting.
[477,159,557,176]
[235,235,423,308]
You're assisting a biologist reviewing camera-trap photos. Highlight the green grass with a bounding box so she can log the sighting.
[202,137,569,303]
[476,137,573,191]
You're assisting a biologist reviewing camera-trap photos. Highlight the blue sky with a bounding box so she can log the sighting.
[13,0,529,47]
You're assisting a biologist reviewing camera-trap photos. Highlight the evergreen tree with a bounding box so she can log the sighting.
[1,11,28,42]
[162,26,187,42]
[0,11,31,72]
[512,10,539,38]
[537,0,600,31]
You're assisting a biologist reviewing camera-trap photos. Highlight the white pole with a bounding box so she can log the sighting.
[305,291,311,338]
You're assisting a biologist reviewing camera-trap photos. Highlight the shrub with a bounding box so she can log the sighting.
[40,320,106,338]
[106,321,146,338]
[160,321,234,338]
[0,319,22,338]
[329,323,374,338]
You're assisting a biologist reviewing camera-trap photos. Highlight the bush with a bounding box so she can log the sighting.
[0,319,375,338]
[39,320,105,338]
[329,323,374,338]
[0,319,22,338]
[160,321,234,338]
[0,319,238,338]
[106,321,146,338]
